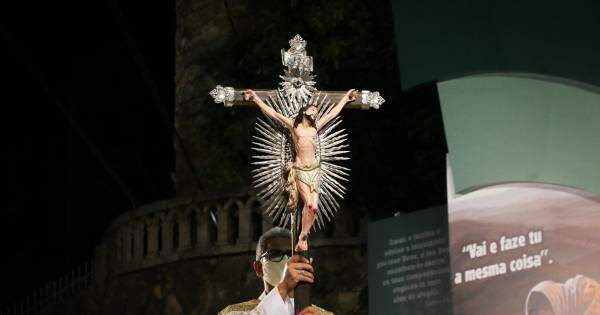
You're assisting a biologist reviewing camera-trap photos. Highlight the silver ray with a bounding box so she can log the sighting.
[251,86,350,231]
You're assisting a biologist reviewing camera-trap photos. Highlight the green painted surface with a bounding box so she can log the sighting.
[368,206,451,315]
[439,74,600,194]
[391,0,600,89]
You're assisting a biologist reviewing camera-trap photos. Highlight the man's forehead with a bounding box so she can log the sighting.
[266,237,291,249]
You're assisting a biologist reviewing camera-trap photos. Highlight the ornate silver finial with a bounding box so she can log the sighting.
[209,85,235,107]
[281,34,313,72]
[361,90,385,109]
[279,34,317,108]
[289,34,307,52]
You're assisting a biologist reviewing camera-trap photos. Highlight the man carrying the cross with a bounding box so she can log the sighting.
[217,227,332,315]
[243,88,358,252]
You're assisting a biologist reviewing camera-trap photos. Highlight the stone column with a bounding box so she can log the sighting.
[216,202,230,245]
[197,206,211,248]
[122,224,133,266]
[146,215,160,259]
[134,220,145,262]
[160,212,174,254]
[113,228,123,267]
[237,201,252,245]
[178,208,192,250]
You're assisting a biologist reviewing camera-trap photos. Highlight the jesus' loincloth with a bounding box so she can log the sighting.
[285,162,321,210]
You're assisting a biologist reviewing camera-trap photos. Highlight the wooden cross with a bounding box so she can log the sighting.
[209,34,384,314]
[210,87,384,110]
[210,35,383,110]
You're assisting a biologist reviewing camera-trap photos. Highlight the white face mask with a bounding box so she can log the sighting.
[261,256,290,287]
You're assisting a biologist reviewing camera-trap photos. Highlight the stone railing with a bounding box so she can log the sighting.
[1,260,94,315]
[96,193,366,277]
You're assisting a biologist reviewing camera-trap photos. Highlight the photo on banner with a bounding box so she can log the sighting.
[449,183,600,315]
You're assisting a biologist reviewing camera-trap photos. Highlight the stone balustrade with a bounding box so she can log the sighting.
[0,261,93,315]
[2,193,366,315]
[98,193,365,276]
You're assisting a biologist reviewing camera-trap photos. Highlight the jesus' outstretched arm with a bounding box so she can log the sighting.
[243,89,293,129]
[316,89,358,130]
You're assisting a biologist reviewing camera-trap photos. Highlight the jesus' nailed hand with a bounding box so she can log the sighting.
[242,89,358,252]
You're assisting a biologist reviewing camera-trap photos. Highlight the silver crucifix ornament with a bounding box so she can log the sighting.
[209,85,235,107]
[281,34,313,72]
[210,34,385,230]
[279,35,317,107]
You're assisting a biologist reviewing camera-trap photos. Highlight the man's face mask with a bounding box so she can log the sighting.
[260,249,291,287]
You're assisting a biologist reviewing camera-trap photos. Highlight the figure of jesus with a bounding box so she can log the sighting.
[243,89,358,252]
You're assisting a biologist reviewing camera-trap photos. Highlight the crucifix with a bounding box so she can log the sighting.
[210,34,384,313]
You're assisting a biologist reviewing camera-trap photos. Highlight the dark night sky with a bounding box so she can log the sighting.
[0,0,174,306]
[0,0,449,309]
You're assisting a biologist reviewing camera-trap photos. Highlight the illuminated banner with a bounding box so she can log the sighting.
[449,183,600,315]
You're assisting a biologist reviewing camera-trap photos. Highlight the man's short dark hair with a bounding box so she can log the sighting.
[255,227,291,261]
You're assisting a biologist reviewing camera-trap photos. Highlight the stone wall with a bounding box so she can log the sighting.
[27,192,367,314]
[30,194,367,314]
[74,245,366,315]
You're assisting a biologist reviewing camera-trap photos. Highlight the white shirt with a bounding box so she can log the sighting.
[256,288,295,314]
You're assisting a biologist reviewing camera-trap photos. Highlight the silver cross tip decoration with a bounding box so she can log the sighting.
[209,85,235,107]
[361,90,385,109]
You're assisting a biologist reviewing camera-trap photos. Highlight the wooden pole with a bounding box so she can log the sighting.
[294,249,311,314]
